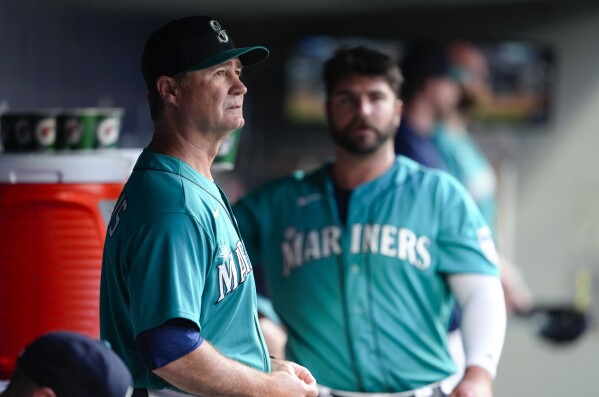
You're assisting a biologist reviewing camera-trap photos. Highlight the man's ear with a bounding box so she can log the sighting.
[33,386,57,397]
[156,76,179,106]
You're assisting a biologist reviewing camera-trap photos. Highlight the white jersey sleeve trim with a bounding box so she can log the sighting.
[447,273,506,378]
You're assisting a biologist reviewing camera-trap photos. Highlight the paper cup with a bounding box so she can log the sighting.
[95,108,123,148]
[1,112,57,152]
[56,108,123,149]
[56,109,98,149]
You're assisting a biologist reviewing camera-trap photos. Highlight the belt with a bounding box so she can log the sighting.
[319,382,445,397]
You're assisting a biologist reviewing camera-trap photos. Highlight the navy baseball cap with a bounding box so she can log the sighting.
[142,15,269,89]
[400,44,453,101]
[16,331,132,397]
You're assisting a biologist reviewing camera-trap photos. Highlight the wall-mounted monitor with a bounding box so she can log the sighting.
[283,35,555,127]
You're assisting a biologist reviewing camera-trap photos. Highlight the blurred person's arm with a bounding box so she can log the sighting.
[497,252,534,314]
[259,316,287,360]
[448,274,506,397]
[257,294,287,359]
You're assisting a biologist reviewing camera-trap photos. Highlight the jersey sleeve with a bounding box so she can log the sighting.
[127,212,212,335]
[435,174,500,276]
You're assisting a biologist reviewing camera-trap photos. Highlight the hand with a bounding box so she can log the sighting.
[267,370,318,397]
[449,366,493,397]
[270,358,317,387]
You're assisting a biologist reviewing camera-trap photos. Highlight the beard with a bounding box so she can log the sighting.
[329,115,395,155]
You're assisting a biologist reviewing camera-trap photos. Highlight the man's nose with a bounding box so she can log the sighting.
[357,98,373,116]
[232,77,247,95]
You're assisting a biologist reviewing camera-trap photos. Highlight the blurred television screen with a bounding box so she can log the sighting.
[283,36,555,126]
[283,35,404,125]
[475,41,555,124]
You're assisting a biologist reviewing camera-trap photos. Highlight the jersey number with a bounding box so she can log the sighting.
[108,196,128,237]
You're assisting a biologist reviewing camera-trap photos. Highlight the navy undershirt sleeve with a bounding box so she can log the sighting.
[135,318,203,370]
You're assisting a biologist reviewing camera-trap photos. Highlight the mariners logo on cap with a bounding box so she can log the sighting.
[209,20,229,44]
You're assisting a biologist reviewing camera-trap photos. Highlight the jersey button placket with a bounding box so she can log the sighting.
[345,255,370,389]
[351,265,363,314]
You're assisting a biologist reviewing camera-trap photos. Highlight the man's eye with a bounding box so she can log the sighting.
[337,96,355,104]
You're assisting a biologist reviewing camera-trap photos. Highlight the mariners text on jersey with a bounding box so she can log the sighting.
[282,224,431,276]
[217,240,253,303]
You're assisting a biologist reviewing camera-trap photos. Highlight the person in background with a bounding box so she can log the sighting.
[432,42,496,239]
[0,331,132,397]
[234,46,506,397]
[100,15,317,397]
[433,41,534,315]
[394,44,461,169]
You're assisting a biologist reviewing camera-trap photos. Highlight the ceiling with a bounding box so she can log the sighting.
[53,0,559,17]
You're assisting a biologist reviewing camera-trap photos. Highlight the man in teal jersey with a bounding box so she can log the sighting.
[100,16,317,397]
[433,42,497,233]
[233,47,507,397]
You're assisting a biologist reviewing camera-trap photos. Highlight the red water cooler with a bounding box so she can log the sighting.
[0,150,139,379]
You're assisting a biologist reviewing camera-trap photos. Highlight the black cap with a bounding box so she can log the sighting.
[17,331,132,397]
[400,45,453,102]
[142,16,269,89]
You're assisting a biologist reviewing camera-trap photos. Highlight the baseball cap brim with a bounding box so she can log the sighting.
[183,46,269,73]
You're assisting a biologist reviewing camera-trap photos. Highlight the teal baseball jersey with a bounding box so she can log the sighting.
[433,124,497,233]
[233,156,499,392]
[100,148,270,391]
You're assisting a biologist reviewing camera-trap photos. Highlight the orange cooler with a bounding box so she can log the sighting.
[0,150,139,379]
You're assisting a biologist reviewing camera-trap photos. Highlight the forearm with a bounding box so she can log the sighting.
[153,341,316,397]
[448,273,507,378]
[259,316,287,360]
[497,252,534,314]
[153,341,266,396]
